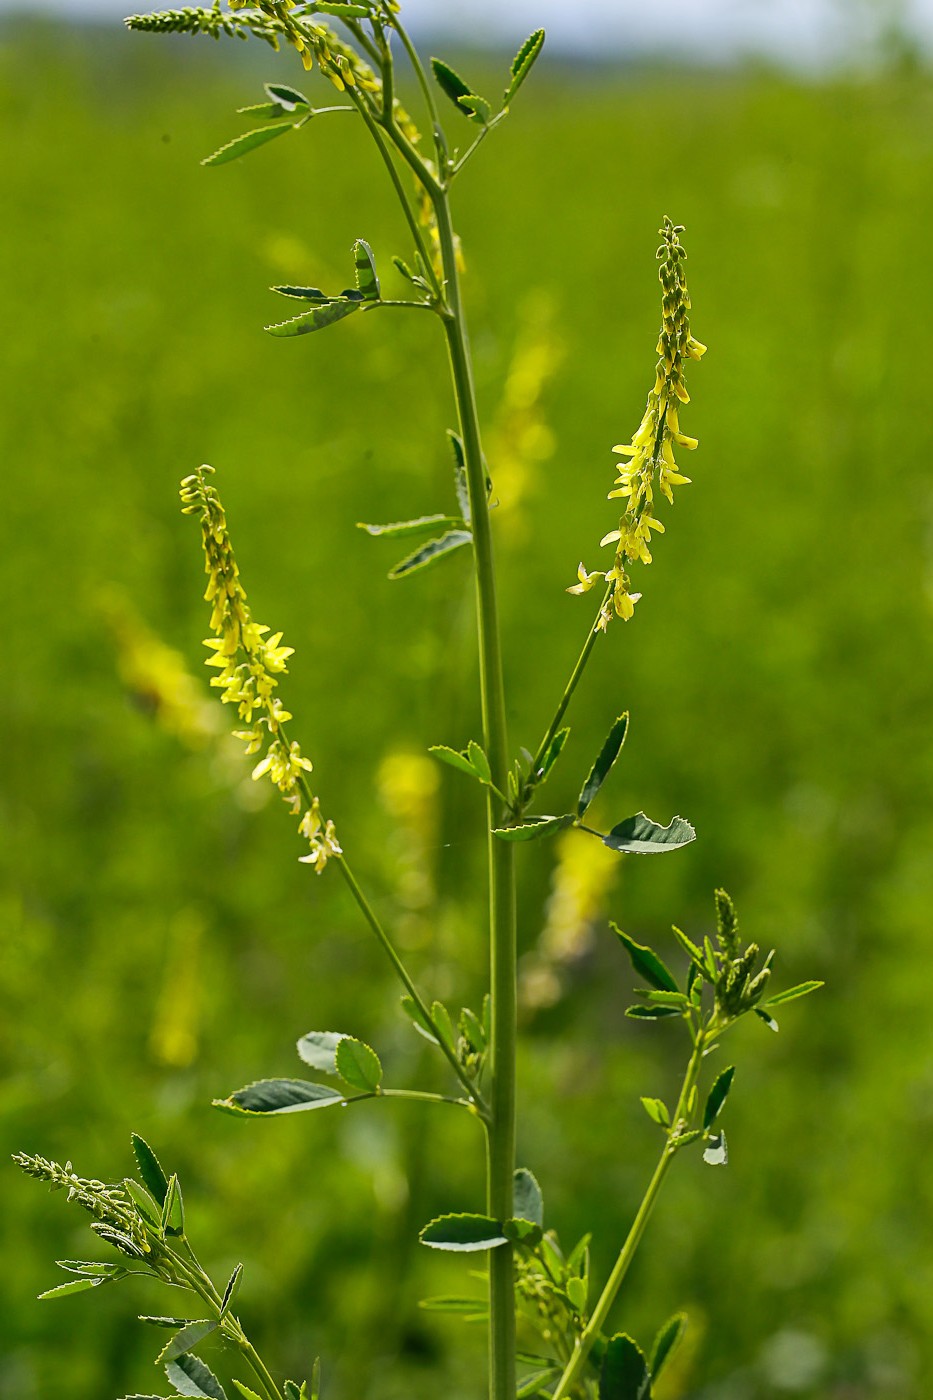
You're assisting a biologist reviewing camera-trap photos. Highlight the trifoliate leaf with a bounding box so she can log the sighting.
[296,1031,346,1073]
[202,123,292,167]
[649,1313,687,1382]
[165,1352,228,1400]
[334,1036,383,1093]
[214,1079,344,1115]
[600,1333,651,1399]
[578,713,629,816]
[603,812,696,855]
[388,529,472,579]
[703,1065,735,1131]
[513,1168,544,1228]
[265,299,362,337]
[132,1134,169,1206]
[492,814,576,841]
[420,1213,508,1251]
[505,28,546,103]
[612,925,679,993]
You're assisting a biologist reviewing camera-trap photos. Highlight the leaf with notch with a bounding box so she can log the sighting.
[388,529,472,579]
[600,1333,651,1400]
[703,1066,736,1130]
[612,925,679,993]
[504,29,546,104]
[650,1312,687,1382]
[265,299,361,338]
[358,514,458,538]
[297,1031,345,1073]
[165,1353,227,1400]
[513,1168,544,1228]
[202,123,292,168]
[492,814,576,842]
[352,238,380,299]
[157,1320,218,1365]
[420,1213,508,1252]
[335,1037,382,1093]
[214,1079,344,1116]
[578,713,629,816]
[603,812,696,855]
[132,1134,169,1205]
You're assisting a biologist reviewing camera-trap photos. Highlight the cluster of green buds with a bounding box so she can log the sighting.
[179,466,341,872]
[13,1154,149,1250]
[514,1229,592,1374]
[708,889,774,1023]
[569,217,706,629]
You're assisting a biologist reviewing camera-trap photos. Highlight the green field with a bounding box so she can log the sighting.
[3,16,933,1400]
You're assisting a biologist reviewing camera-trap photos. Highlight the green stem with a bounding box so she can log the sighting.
[520,587,611,811]
[167,1249,283,1400]
[391,15,446,171]
[550,1031,707,1400]
[432,187,517,1400]
[337,857,487,1114]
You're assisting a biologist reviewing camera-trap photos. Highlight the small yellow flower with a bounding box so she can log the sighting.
[570,218,705,625]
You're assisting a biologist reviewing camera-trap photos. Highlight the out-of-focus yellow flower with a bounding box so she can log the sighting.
[180,465,341,873]
[569,217,705,629]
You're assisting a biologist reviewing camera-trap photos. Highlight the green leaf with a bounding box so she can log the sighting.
[577,713,629,816]
[310,1359,321,1400]
[264,82,310,110]
[567,1275,588,1313]
[603,812,696,855]
[123,1177,162,1229]
[516,1367,560,1398]
[671,924,704,969]
[166,1353,228,1400]
[505,28,546,103]
[39,1276,109,1300]
[401,994,439,1044]
[754,1008,780,1032]
[611,925,679,993]
[459,1006,487,1053]
[420,1213,508,1252]
[139,1315,191,1327]
[600,1333,651,1400]
[536,727,570,784]
[703,1131,728,1166]
[430,56,484,118]
[460,93,492,126]
[761,981,824,1008]
[157,1320,218,1365]
[132,1134,169,1205]
[202,123,292,168]
[644,990,689,1008]
[566,1233,591,1276]
[90,1224,146,1259]
[161,1174,184,1237]
[296,1031,345,1073]
[504,1217,543,1246]
[431,1000,456,1052]
[335,1036,383,1093]
[238,102,293,121]
[467,740,491,784]
[315,2,371,15]
[625,1005,680,1021]
[215,1079,344,1115]
[358,514,457,538]
[640,1097,670,1128]
[388,529,472,579]
[265,299,361,338]
[56,1260,126,1278]
[231,1384,263,1400]
[271,285,329,302]
[492,814,576,842]
[220,1263,242,1317]
[649,1313,687,1382]
[352,237,380,299]
[703,1066,736,1131]
[513,1168,544,1228]
[429,744,479,778]
[449,430,470,522]
[418,1296,487,1314]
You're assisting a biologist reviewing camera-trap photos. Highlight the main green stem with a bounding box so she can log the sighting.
[434,192,517,1400]
[550,1032,707,1400]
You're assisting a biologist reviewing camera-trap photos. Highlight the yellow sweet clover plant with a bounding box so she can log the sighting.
[16,9,824,1400]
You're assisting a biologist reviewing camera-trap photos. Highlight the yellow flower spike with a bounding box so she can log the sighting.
[180,465,339,872]
[569,218,705,624]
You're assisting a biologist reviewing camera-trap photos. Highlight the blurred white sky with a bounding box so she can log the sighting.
[5,0,933,67]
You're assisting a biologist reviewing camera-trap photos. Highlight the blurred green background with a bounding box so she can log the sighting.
[2,13,933,1400]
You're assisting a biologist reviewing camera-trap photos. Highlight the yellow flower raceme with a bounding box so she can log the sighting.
[569,217,706,629]
[226,0,382,88]
[179,465,341,872]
